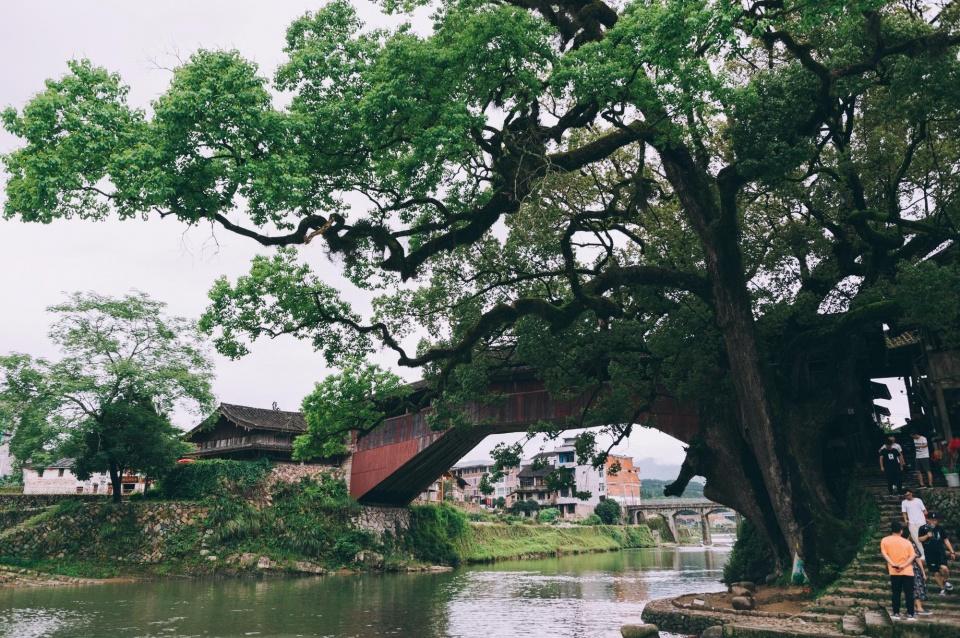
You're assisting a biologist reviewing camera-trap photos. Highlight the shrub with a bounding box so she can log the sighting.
[537,508,561,524]
[159,459,271,499]
[594,499,621,525]
[579,514,602,526]
[406,504,468,565]
[508,499,540,516]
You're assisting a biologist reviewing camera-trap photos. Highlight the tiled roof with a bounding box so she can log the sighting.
[46,458,75,469]
[517,464,555,478]
[218,403,307,433]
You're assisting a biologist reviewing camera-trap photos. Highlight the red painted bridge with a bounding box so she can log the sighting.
[350,371,699,504]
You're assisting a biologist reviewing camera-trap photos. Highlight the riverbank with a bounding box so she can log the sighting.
[0,480,656,584]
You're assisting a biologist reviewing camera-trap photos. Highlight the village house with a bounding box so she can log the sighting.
[450,459,520,506]
[185,403,315,462]
[22,458,146,496]
[514,439,643,519]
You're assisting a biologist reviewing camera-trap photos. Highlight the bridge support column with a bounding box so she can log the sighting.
[700,512,712,545]
[667,513,679,544]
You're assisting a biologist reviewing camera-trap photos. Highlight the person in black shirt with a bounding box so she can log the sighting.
[919,513,957,595]
[880,438,905,495]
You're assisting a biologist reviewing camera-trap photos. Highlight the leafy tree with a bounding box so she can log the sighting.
[5,0,960,581]
[0,292,214,501]
[64,396,191,499]
[594,499,622,525]
[294,361,408,459]
[509,499,540,517]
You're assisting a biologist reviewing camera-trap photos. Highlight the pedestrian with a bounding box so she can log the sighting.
[901,489,928,559]
[902,525,932,615]
[912,431,934,488]
[880,436,906,495]
[881,520,917,621]
[919,513,957,595]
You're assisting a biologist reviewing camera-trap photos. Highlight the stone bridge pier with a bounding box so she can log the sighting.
[625,499,739,545]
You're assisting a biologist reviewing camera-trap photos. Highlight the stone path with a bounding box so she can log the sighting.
[642,476,960,637]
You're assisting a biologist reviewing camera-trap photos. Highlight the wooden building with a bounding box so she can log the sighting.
[185,403,309,462]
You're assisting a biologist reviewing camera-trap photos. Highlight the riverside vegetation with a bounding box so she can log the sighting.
[0,460,655,581]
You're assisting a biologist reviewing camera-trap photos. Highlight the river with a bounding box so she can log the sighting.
[0,546,729,638]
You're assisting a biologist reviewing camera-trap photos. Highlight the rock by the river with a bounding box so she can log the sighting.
[701,627,724,638]
[729,586,752,597]
[732,581,756,592]
[620,624,660,638]
[730,596,755,611]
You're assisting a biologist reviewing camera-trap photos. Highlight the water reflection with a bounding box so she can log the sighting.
[0,547,728,638]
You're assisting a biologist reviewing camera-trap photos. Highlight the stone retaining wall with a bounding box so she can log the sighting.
[353,505,411,538]
[0,494,104,508]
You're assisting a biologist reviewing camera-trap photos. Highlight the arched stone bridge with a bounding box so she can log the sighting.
[349,368,700,504]
[625,498,740,545]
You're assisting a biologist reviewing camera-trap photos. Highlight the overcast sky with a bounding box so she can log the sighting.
[0,2,909,474]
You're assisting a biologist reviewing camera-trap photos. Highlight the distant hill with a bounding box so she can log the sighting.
[633,458,690,481]
[641,478,705,500]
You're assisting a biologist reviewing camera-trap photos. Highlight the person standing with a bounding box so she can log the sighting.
[912,432,934,488]
[919,513,957,595]
[902,525,932,615]
[881,520,917,620]
[881,437,906,495]
[902,489,928,559]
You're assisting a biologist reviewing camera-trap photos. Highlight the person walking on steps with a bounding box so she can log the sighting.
[902,489,928,560]
[902,524,932,615]
[882,520,917,621]
[919,513,957,595]
[881,436,906,495]
[912,431,934,488]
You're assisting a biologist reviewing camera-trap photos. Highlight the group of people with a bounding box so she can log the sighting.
[879,488,956,621]
[879,432,936,495]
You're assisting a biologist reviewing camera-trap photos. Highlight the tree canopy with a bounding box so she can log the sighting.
[4,0,960,578]
[0,292,214,499]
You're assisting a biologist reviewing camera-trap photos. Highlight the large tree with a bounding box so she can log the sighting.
[0,293,214,501]
[4,0,960,578]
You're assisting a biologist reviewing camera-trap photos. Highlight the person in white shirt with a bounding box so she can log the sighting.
[912,431,934,488]
[902,489,928,559]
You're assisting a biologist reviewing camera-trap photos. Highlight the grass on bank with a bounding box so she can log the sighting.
[459,521,656,562]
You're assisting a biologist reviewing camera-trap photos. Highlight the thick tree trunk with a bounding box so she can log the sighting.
[657,149,814,576]
[109,463,123,504]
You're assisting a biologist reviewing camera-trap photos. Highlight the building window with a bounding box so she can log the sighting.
[558,452,574,464]
[58,468,65,477]
[36,468,44,478]
[92,484,98,494]
[76,486,83,494]
[122,483,135,493]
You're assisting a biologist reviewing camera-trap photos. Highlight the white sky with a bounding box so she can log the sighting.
[0,1,691,470]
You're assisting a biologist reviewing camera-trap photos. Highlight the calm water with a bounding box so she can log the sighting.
[0,547,728,638]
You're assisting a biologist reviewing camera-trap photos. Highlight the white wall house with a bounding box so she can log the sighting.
[515,438,606,519]
[0,431,12,478]
[22,458,146,495]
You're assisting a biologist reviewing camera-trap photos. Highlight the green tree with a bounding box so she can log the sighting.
[5,0,960,581]
[594,499,622,525]
[64,396,191,499]
[0,292,214,501]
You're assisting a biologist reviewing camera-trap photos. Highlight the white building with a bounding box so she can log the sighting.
[22,458,146,496]
[515,438,606,519]
[0,431,12,478]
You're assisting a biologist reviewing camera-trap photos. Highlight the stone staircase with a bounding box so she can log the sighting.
[808,477,960,637]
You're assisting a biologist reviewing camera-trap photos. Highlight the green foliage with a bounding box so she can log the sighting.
[159,459,271,500]
[536,507,561,523]
[508,499,540,516]
[578,514,602,526]
[7,0,960,573]
[723,519,776,585]
[641,479,704,500]
[295,360,409,459]
[594,499,622,525]
[65,397,191,486]
[0,292,214,493]
[406,504,468,566]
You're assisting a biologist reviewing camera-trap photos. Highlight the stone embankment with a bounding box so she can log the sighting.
[641,480,960,637]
